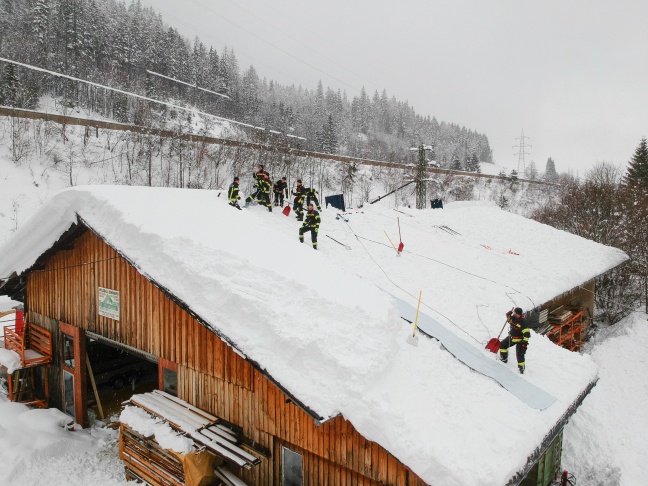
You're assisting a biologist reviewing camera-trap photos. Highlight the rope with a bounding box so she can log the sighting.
[342,220,483,345]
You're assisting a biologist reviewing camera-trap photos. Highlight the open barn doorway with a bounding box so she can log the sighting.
[85,334,158,421]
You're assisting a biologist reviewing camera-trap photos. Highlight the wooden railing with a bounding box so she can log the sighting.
[3,323,53,368]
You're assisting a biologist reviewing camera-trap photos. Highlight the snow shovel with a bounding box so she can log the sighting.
[406,291,423,346]
[397,217,404,254]
[282,205,291,216]
[485,309,513,353]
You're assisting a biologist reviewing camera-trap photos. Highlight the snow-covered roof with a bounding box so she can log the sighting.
[0,186,628,485]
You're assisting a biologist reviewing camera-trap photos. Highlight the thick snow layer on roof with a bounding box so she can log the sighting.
[0,186,628,485]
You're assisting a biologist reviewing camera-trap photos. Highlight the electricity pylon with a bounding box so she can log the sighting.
[513,130,531,175]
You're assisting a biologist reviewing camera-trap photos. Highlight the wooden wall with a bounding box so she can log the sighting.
[26,228,428,485]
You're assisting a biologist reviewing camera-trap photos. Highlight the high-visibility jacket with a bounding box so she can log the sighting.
[228,182,240,202]
[507,312,530,344]
[303,208,320,229]
[293,184,305,203]
[273,180,288,196]
[254,169,269,182]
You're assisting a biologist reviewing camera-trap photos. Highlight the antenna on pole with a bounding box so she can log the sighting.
[513,129,531,175]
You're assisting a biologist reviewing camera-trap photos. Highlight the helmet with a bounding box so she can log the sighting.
[297,179,302,184]
[514,307,523,316]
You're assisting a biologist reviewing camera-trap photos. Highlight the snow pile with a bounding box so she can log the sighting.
[0,186,628,485]
[120,405,194,454]
[563,311,648,485]
[0,348,21,374]
[0,397,126,485]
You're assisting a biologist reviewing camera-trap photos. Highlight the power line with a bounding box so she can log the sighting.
[138,0,310,88]
[0,57,306,141]
[221,0,388,93]
[146,70,230,99]
[185,0,363,94]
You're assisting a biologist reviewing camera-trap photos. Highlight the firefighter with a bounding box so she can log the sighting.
[273,177,288,207]
[499,307,530,374]
[245,173,272,212]
[303,185,321,210]
[228,177,242,210]
[292,179,306,221]
[254,164,269,182]
[299,202,320,250]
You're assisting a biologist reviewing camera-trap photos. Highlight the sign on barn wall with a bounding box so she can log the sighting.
[98,287,120,320]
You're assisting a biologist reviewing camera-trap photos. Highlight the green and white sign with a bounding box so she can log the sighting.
[98,287,120,320]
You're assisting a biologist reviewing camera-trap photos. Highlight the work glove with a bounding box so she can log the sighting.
[317,206,322,210]
[506,310,512,318]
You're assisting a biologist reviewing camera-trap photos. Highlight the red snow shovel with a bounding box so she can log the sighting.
[485,309,513,353]
[397,217,404,253]
[282,205,291,216]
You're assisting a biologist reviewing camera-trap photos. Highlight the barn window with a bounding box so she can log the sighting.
[158,358,178,397]
[62,334,75,368]
[63,370,75,419]
[281,446,303,486]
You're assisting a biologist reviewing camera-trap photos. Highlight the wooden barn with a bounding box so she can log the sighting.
[0,186,628,486]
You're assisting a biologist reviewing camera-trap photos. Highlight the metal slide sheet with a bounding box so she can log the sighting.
[395,297,557,410]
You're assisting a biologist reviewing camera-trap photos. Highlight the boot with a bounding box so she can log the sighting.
[268,206,272,212]
[518,365,525,374]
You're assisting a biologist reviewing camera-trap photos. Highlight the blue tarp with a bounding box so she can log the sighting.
[394,296,557,410]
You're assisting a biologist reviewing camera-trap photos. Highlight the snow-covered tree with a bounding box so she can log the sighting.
[321,114,338,154]
[624,137,648,189]
[545,157,558,181]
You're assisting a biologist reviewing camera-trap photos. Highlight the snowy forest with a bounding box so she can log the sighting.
[0,0,647,328]
[0,0,492,165]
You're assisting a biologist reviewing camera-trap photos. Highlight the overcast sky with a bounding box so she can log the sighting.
[142,0,648,175]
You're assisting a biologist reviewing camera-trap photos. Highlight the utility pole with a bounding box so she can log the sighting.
[513,129,531,175]
[409,144,433,209]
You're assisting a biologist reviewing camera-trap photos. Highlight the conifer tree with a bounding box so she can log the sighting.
[624,137,648,189]
[465,152,480,172]
[1,64,20,107]
[450,154,462,171]
[321,114,337,154]
[545,157,558,181]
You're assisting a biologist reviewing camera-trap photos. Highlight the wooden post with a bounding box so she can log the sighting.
[86,355,104,420]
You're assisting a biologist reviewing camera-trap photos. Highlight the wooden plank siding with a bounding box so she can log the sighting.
[25,228,428,485]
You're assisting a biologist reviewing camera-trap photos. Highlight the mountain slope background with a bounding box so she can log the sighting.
[0,0,496,167]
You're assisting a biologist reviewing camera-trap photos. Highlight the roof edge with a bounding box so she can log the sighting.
[506,376,599,486]
[0,220,87,301]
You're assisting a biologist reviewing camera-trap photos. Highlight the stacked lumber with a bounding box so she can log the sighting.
[120,425,185,486]
[121,390,268,485]
[549,307,573,323]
